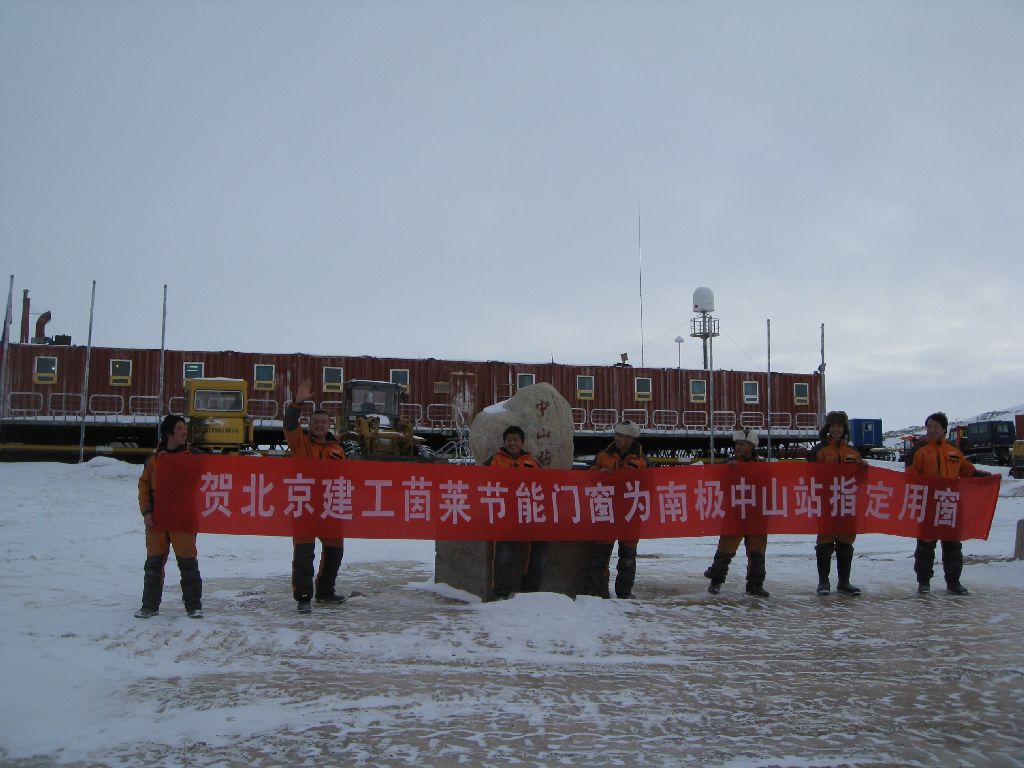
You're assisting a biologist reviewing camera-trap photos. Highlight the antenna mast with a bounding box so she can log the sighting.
[638,208,644,367]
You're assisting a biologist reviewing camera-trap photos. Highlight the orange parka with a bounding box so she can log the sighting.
[808,438,864,464]
[283,404,346,461]
[485,448,540,469]
[591,442,647,472]
[138,444,190,517]
[906,438,978,479]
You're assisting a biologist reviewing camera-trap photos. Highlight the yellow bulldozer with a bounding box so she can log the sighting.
[338,379,432,460]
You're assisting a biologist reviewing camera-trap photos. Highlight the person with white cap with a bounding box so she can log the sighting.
[703,427,770,597]
[585,420,647,599]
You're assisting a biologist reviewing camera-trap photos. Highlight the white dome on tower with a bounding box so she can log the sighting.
[692,287,715,313]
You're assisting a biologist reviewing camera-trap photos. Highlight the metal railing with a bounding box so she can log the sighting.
[400,403,423,427]
[621,408,649,427]
[6,392,43,415]
[739,411,765,429]
[711,410,736,431]
[248,399,279,420]
[48,393,83,416]
[653,410,679,429]
[589,409,618,430]
[1,391,825,441]
[88,394,124,416]
[426,403,455,429]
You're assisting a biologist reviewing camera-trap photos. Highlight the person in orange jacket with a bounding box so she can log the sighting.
[809,411,867,596]
[484,425,547,599]
[905,411,991,595]
[703,428,770,597]
[284,379,347,614]
[585,420,647,599]
[134,414,203,619]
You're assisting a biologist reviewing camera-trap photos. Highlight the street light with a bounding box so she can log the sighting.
[674,336,684,368]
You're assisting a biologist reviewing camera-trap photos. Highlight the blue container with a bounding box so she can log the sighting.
[850,418,883,449]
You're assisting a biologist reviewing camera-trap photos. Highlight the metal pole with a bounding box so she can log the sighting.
[637,209,644,368]
[766,319,772,461]
[0,275,14,421]
[819,322,826,422]
[708,329,715,462]
[158,284,167,440]
[78,281,96,463]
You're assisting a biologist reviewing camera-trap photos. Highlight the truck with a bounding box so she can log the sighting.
[849,418,886,458]
[185,378,255,452]
[1009,440,1024,479]
[948,420,1017,466]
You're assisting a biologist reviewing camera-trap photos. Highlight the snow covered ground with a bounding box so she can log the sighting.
[1,458,1022,768]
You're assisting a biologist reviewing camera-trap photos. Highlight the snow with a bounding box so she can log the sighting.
[1,457,1023,767]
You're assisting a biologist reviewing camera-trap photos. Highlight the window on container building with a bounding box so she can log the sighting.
[743,381,759,404]
[183,362,205,380]
[517,373,535,389]
[110,359,132,386]
[794,382,809,405]
[390,369,410,393]
[689,379,706,403]
[635,377,652,401]
[323,366,343,393]
[253,364,275,391]
[34,356,57,385]
[576,375,595,400]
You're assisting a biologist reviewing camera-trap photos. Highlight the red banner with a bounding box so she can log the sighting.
[153,453,1000,542]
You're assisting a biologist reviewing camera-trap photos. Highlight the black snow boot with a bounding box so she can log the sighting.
[745,552,769,598]
[492,541,523,600]
[586,542,615,599]
[815,542,834,594]
[520,541,549,593]
[315,545,346,603]
[941,540,969,595]
[835,542,861,595]
[914,539,936,593]
[135,554,167,618]
[615,544,638,599]
[704,551,733,594]
[177,556,203,617]
[292,542,316,603]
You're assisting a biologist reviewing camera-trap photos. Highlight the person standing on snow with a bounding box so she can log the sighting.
[484,425,547,599]
[703,428,770,598]
[134,414,203,619]
[284,379,347,614]
[585,420,647,599]
[808,411,866,596]
[904,411,991,595]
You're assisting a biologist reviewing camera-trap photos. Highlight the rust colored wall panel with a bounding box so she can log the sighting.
[0,343,822,428]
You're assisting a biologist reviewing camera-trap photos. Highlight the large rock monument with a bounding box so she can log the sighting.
[434,383,593,599]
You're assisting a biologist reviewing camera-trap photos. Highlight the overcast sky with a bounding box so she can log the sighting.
[2,0,1021,430]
